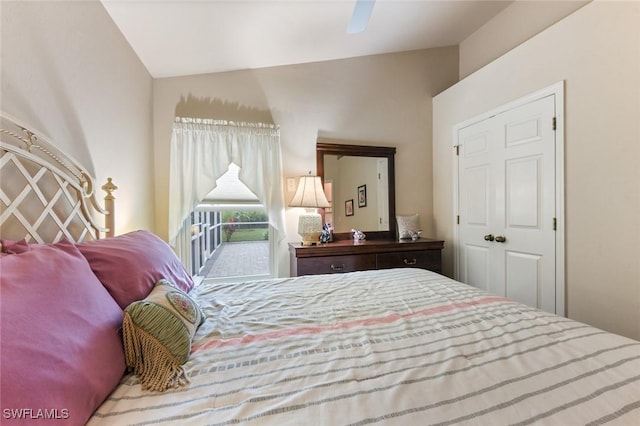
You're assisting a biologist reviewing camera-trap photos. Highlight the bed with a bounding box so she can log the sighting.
[2,115,639,425]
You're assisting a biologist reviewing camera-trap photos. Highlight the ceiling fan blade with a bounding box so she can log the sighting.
[347,0,375,34]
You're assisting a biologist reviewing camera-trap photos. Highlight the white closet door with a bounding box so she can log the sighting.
[377,159,389,231]
[457,116,495,293]
[457,94,557,313]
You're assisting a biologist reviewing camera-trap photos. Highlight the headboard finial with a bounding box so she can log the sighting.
[101,178,117,238]
[102,177,118,200]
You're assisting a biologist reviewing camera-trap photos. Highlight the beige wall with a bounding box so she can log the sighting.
[0,0,155,235]
[459,0,590,79]
[153,48,459,274]
[326,156,380,232]
[433,0,640,340]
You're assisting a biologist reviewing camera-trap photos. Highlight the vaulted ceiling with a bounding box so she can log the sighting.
[101,0,513,78]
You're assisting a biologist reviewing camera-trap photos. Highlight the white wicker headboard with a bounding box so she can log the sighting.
[0,113,115,243]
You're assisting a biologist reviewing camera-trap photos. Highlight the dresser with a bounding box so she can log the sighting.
[289,238,444,277]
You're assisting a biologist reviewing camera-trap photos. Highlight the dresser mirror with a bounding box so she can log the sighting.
[316,138,396,240]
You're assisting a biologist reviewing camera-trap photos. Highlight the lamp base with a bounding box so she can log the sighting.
[298,210,322,246]
[299,231,323,246]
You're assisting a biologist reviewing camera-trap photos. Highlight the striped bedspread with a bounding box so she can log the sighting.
[90,268,640,425]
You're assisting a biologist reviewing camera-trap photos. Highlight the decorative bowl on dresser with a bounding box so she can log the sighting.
[289,238,444,277]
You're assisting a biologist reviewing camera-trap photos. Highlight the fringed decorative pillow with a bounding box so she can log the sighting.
[122,279,205,392]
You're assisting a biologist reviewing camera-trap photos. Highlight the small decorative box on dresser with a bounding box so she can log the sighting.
[289,238,444,277]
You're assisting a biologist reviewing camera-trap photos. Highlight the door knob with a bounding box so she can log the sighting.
[495,235,506,243]
[484,234,495,241]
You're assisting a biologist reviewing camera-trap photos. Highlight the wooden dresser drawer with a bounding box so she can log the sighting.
[289,239,444,277]
[376,250,441,272]
[296,254,376,276]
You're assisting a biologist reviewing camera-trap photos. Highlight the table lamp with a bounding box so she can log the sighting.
[289,173,331,245]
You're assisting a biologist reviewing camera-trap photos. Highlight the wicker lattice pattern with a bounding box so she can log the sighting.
[0,114,109,243]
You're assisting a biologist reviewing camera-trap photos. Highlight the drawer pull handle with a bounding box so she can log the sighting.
[403,258,417,266]
[330,264,346,271]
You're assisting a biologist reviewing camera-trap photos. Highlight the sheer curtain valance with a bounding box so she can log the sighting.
[169,117,286,246]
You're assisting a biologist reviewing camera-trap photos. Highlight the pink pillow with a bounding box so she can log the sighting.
[1,238,29,254]
[0,239,125,425]
[76,230,194,309]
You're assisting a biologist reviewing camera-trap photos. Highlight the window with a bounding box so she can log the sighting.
[169,117,286,282]
[188,163,273,282]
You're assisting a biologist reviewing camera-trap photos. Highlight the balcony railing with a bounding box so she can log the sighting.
[188,213,270,278]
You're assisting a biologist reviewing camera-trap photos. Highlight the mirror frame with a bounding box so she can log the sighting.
[316,138,396,241]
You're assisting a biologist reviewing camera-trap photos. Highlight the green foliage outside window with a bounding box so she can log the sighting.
[221,211,268,242]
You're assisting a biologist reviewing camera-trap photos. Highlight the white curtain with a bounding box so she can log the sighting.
[168,117,286,246]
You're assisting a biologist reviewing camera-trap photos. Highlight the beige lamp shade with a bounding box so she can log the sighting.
[290,175,330,245]
[289,175,331,208]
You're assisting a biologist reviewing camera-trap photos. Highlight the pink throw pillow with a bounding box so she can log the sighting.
[0,238,30,254]
[0,239,125,425]
[76,230,194,309]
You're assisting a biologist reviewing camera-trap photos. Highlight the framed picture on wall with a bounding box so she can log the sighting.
[345,199,354,216]
[358,185,367,207]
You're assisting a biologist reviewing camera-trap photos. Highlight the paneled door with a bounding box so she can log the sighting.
[457,94,558,313]
[377,159,389,231]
